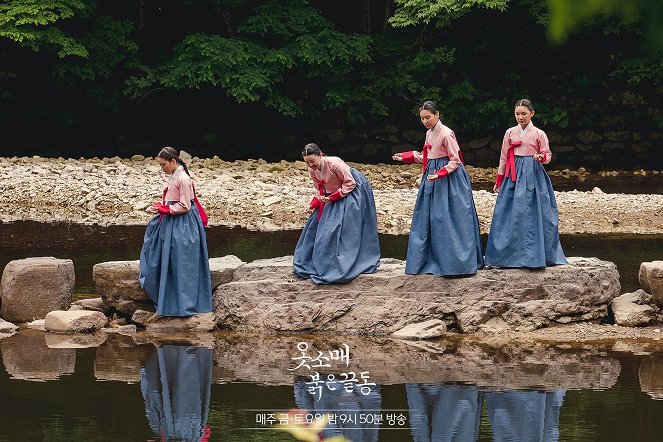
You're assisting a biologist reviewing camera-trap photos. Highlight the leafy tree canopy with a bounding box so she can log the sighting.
[0,0,89,56]
[390,0,509,28]
[125,0,373,117]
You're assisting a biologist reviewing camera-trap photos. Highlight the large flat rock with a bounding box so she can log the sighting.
[93,261,153,316]
[44,310,109,333]
[639,261,663,306]
[213,256,620,335]
[1,257,74,322]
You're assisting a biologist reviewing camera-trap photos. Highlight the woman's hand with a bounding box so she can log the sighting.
[392,153,403,162]
[493,183,500,193]
[318,195,330,204]
[152,202,171,215]
[426,174,439,182]
[533,153,543,162]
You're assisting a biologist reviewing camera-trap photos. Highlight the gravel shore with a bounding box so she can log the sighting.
[1,155,662,235]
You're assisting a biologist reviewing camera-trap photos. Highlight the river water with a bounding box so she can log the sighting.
[1,222,663,441]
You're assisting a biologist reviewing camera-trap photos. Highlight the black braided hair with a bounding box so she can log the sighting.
[158,146,190,176]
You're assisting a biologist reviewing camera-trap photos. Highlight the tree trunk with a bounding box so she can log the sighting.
[216,7,235,38]
[138,0,145,31]
[383,0,393,32]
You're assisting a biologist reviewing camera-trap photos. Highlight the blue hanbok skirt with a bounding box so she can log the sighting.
[140,345,212,441]
[139,202,212,316]
[485,156,567,268]
[485,390,565,441]
[294,376,381,441]
[406,384,483,441]
[293,168,380,284]
[406,157,484,276]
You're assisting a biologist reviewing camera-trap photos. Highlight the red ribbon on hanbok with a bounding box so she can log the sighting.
[158,185,207,226]
[156,187,169,224]
[421,143,432,172]
[192,183,209,227]
[504,141,522,182]
[316,179,326,222]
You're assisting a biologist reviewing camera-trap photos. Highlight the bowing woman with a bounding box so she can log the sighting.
[293,143,380,284]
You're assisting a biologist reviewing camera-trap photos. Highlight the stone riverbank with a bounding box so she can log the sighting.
[0,155,662,235]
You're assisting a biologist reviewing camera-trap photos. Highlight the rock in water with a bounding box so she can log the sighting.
[214,256,620,335]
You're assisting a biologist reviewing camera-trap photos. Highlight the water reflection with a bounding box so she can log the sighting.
[140,345,213,441]
[294,376,381,441]
[1,329,75,381]
[639,355,663,400]
[485,389,565,442]
[3,330,663,440]
[215,334,620,390]
[45,331,107,348]
[406,384,482,442]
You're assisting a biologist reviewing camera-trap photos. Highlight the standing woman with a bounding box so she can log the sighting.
[139,147,212,316]
[485,99,567,268]
[393,101,483,276]
[294,143,380,284]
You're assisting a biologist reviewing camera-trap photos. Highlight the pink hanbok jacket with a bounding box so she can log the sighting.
[496,122,552,187]
[308,156,356,218]
[400,121,462,178]
[163,167,194,214]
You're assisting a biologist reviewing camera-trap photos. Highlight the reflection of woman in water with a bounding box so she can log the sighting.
[294,376,381,442]
[406,383,483,442]
[485,389,566,442]
[140,345,213,441]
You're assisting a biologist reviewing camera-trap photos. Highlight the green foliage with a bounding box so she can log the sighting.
[652,113,663,129]
[127,0,373,116]
[547,0,663,47]
[0,0,89,57]
[517,0,550,25]
[45,15,137,110]
[53,16,137,82]
[615,53,663,85]
[440,79,510,131]
[125,33,300,115]
[390,0,509,28]
[324,45,455,123]
[237,0,328,38]
[293,29,372,70]
[147,34,288,99]
[536,105,569,128]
